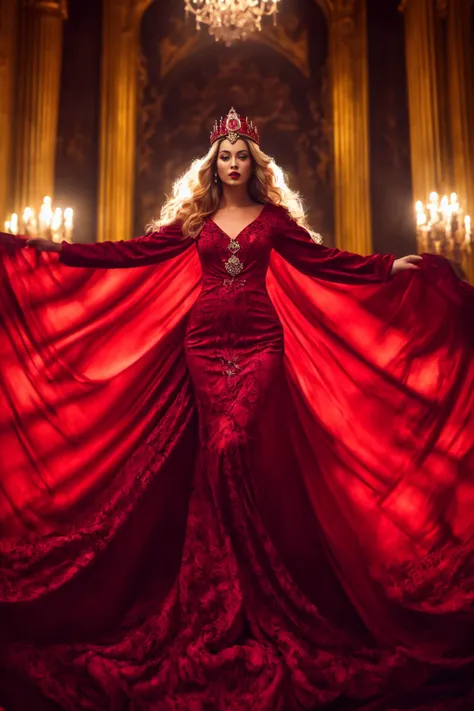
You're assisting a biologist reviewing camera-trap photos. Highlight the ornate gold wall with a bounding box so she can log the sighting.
[2,0,473,263]
[0,0,381,254]
[94,0,373,253]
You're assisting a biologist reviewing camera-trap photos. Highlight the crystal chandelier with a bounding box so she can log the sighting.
[184,0,280,46]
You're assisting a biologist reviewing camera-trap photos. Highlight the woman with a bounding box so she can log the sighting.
[0,109,473,711]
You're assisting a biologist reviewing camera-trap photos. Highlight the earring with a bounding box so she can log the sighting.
[214,173,218,184]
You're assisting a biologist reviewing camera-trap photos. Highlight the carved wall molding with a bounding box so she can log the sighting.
[332,0,356,15]
[313,0,334,19]
[259,16,310,77]
[124,0,153,32]
[158,13,310,81]
[158,23,200,80]
[23,0,68,18]
[331,0,357,32]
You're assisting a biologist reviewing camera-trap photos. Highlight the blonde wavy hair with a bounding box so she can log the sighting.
[147,139,322,243]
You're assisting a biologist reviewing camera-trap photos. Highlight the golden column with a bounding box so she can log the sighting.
[98,0,151,242]
[400,0,444,202]
[0,0,19,224]
[330,0,372,254]
[14,0,67,213]
[446,0,474,215]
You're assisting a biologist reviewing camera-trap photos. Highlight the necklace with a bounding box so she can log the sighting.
[224,236,244,277]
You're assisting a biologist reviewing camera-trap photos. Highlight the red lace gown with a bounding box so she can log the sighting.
[0,203,473,711]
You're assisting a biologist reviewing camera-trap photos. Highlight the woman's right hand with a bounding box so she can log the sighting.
[26,238,62,253]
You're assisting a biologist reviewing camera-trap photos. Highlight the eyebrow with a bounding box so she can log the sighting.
[219,149,248,155]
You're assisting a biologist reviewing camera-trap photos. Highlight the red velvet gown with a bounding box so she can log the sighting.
[0,203,474,711]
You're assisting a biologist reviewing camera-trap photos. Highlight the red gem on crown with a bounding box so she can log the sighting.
[210,107,260,147]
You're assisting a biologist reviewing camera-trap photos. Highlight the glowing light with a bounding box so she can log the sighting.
[4,197,74,242]
[184,0,281,45]
[415,192,471,271]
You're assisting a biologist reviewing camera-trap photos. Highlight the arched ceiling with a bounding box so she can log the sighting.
[140,0,330,80]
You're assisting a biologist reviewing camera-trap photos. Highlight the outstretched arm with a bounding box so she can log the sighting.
[271,206,420,283]
[26,221,194,269]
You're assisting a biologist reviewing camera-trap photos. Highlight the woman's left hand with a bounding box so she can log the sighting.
[390,254,423,276]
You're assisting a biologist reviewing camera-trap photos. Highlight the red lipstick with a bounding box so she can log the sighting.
[229,172,240,179]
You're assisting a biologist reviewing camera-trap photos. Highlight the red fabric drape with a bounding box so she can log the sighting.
[1,234,474,710]
[267,252,474,640]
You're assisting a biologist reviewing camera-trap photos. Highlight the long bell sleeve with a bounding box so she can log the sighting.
[59,221,194,269]
[270,205,395,283]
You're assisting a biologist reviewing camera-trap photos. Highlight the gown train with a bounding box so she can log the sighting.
[0,204,473,710]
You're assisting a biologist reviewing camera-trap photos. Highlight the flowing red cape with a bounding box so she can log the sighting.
[1,236,474,710]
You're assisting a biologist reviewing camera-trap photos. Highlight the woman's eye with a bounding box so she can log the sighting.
[219,154,248,161]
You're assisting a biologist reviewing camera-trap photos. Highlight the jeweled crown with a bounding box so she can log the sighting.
[210,107,260,147]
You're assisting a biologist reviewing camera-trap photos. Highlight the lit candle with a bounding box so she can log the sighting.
[45,198,53,224]
[64,207,74,242]
[450,192,460,216]
[10,213,18,235]
[40,196,53,237]
[23,207,32,225]
[51,208,62,241]
[415,201,424,225]
[440,195,449,218]
[5,198,74,241]
[446,209,453,232]
[22,207,33,235]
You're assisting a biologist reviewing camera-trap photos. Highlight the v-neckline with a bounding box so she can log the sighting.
[209,203,268,242]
